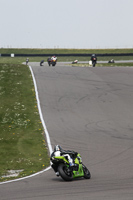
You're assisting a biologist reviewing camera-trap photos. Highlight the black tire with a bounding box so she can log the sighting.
[82,164,91,179]
[58,164,73,181]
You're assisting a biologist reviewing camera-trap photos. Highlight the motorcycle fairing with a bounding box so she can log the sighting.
[51,154,85,179]
[73,156,84,178]
[52,156,69,164]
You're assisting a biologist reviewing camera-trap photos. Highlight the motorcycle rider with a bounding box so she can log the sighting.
[91,54,97,62]
[91,54,97,67]
[40,60,44,66]
[26,58,29,65]
[47,57,51,66]
[51,145,78,176]
[51,55,57,61]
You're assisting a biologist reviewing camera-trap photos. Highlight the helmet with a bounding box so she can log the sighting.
[54,145,62,151]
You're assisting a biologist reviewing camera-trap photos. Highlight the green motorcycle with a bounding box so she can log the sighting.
[50,153,91,181]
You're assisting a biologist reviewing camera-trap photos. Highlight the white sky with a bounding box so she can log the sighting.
[0,0,133,49]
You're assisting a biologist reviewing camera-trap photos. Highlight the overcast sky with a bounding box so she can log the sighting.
[0,0,133,49]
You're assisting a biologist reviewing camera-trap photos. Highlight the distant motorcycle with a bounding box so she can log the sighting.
[51,152,91,181]
[92,57,97,67]
[47,58,51,66]
[72,60,78,64]
[47,57,57,66]
[91,54,97,67]
[40,60,44,66]
[108,59,115,63]
[26,58,29,65]
[51,58,57,66]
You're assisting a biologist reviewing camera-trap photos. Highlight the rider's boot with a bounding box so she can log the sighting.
[55,172,59,177]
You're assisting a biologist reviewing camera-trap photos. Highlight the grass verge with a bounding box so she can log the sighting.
[0,63,50,182]
[71,62,133,67]
[1,48,133,54]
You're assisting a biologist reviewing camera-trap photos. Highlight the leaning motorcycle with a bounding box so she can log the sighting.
[51,153,91,181]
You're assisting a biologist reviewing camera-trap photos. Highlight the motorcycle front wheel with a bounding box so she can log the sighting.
[58,164,73,181]
[82,164,91,179]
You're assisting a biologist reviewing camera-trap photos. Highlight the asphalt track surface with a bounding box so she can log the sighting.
[1,63,133,200]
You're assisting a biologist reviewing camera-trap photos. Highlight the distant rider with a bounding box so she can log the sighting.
[40,60,44,66]
[91,54,97,62]
[51,55,57,61]
[47,57,51,66]
[91,54,97,67]
[26,58,29,65]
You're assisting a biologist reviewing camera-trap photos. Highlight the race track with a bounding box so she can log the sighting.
[1,63,133,200]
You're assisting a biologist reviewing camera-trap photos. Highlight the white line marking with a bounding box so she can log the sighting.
[0,166,51,185]
[29,65,53,155]
[0,65,52,185]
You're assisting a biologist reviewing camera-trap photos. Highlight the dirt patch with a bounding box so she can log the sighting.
[2,170,24,178]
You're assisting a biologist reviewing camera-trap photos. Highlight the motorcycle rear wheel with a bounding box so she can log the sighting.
[58,164,73,181]
[82,164,91,179]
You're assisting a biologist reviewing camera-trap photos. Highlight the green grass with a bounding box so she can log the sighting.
[0,63,50,182]
[1,48,133,54]
[72,62,133,67]
[97,63,133,67]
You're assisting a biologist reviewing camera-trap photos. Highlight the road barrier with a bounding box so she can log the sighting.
[1,53,133,57]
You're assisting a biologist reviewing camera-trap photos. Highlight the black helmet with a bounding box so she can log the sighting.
[54,145,62,151]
